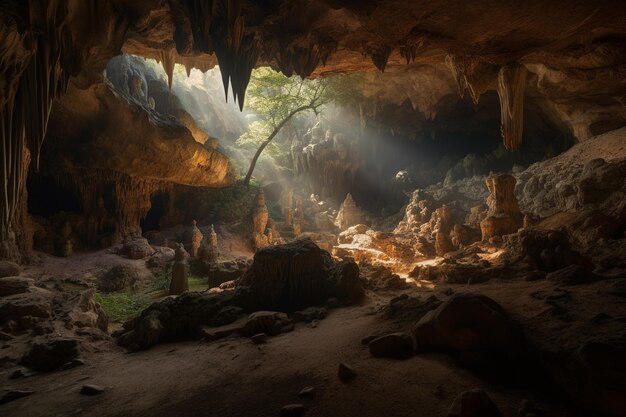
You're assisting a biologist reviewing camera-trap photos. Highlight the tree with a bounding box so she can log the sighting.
[238,68,329,187]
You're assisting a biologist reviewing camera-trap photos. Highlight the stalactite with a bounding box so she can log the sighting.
[370,45,392,72]
[497,64,527,151]
[159,49,176,90]
[445,55,500,106]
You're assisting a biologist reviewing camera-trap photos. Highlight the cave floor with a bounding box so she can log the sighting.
[3,273,611,417]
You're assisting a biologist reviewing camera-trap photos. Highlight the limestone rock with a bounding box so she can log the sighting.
[169,245,189,295]
[480,175,523,240]
[251,190,271,250]
[239,238,364,311]
[183,220,203,257]
[0,389,35,405]
[335,194,363,230]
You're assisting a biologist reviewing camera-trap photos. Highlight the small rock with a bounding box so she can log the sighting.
[242,311,294,337]
[448,389,501,417]
[280,404,306,417]
[251,333,268,344]
[546,265,593,285]
[298,386,316,398]
[80,384,105,395]
[293,307,327,323]
[337,362,356,381]
[61,358,86,370]
[368,332,415,360]
[9,368,27,379]
[0,389,34,404]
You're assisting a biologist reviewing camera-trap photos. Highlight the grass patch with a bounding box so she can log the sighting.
[95,291,154,323]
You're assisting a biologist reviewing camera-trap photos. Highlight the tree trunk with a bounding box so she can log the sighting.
[243,104,314,187]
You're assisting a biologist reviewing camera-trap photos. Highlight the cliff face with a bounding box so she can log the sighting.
[1,0,625,258]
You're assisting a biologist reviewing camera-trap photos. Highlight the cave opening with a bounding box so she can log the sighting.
[26,174,83,218]
[141,192,170,232]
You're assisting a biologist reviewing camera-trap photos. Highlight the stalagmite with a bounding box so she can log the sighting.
[169,244,189,295]
[184,220,204,257]
[252,189,271,249]
[480,174,523,240]
[335,194,363,230]
[497,64,527,151]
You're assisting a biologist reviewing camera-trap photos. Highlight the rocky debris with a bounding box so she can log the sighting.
[69,289,108,332]
[20,337,80,372]
[368,333,415,359]
[0,287,54,332]
[337,362,356,381]
[0,276,34,296]
[280,404,306,417]
[183,220,203,257]
[502,229,593,273]
[293,307,328,323]
[242,311,294,337]
[335,194,364,230]
[205,258,250,288]
[298,386,316,398]
[447,389,502,417]
[251,333,268,344]
[0,260,21,278]
[80,384,105,395]
[240,238,364,311]
[117,290,244,351]
[0,389,35,405]
[97,265,139,293]
[118,237,156,260]
[169,245,189,295]
[119,239,365,350]
[480,175,523,240]
[412,294,526,372]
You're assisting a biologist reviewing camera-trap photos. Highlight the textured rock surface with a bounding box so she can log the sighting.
[239,237,364,311]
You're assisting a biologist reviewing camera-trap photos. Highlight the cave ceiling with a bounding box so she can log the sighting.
[1,0,626,245]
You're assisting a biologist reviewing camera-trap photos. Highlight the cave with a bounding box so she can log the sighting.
[1,2,626,417]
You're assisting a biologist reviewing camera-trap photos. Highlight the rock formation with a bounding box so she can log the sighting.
[480,175,523,240]
[251,190,271,250]
[183,220,203,258]
[169,245,189,295]
[335,194,364,230]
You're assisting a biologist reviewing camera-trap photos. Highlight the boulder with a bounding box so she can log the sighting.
[0,260,21,278]
[241,311,293,337]
[546,264,595,285]
[0,276,34,296]
[97,265,139,293]
[20,337,80,372]
[118,237,155,259]
[368,333,415,359]
[239,238,364,311]
[448,389,501,417]
[412,293,525,370]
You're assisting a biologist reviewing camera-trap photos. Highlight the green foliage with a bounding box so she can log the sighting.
[236,67,328,149]
[95,291,152,323]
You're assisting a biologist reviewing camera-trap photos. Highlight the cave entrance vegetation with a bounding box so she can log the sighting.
[1,1,626,417]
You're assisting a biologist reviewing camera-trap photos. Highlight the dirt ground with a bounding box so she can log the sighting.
[4,266,610,417]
